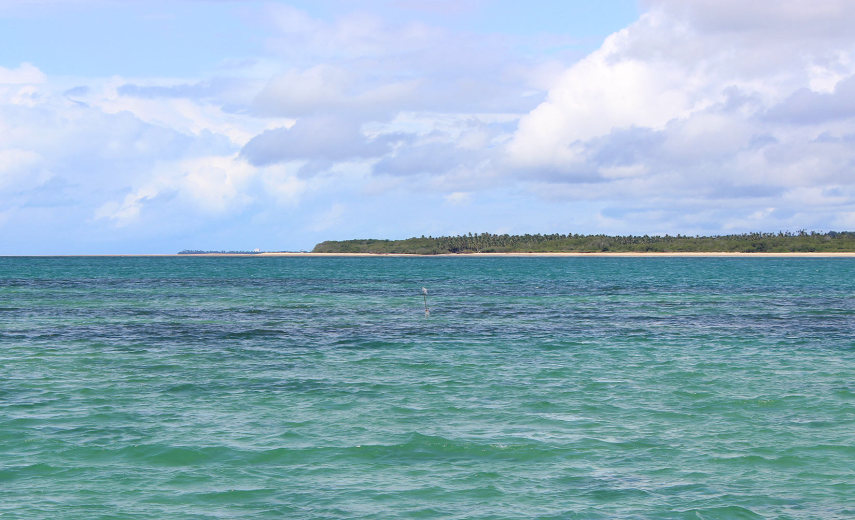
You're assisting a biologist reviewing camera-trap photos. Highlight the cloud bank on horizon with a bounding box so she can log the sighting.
[2,0,855,253]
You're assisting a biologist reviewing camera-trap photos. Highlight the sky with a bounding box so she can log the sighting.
[2,0,855,253]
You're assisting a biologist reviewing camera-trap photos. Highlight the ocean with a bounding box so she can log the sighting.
[1,256,853,519]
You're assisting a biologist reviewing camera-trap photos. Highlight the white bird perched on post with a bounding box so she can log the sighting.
[422,287,429,317]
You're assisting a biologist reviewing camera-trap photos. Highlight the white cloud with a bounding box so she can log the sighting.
[644,0,855,39]
[7,1,855,253]
[94,186,156,226]
[502,1,855,232]
[833,211,855,229]
[0,63,48,110]
[95,154,259,225]
[0,65,287,238]
[177,155,256,213]
[0,63,46,85]
[598,164,647,180]
[89,77,288,147]
[509,27,699,167]
[444,191,471,205]
[0,149,46,191]
[242,115,410,168]
[259,162,306,205]
[253,65,351,117]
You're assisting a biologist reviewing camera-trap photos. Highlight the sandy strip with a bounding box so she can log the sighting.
[12,252,855,258]
[256,252,855,258]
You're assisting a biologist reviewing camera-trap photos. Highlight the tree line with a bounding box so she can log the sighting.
[311,231,855,254]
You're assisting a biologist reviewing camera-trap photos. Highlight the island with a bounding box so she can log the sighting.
[311,231,855,254]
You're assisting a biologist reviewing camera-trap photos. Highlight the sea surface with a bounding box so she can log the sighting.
[1,256,854,519]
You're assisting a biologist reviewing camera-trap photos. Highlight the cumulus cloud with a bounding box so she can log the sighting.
[766,75,855,124]
[501,0,855,231]
[252,65,419,119]
[233,4,552,186]
[253,65,353,117]
[0,148,47,192]
[371,118,508,195]
[253,3,547,118]
[6,1,855,253]
[117,81,221,100]
[645,0,855,40]
[0,63,46,85]
[444,191,471,205]
[241,116,405,167]
[95,154,258,225]
[374,140,463,177]
[0,61,281,246]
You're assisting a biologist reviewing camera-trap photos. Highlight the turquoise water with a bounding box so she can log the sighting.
[1,257,854,519]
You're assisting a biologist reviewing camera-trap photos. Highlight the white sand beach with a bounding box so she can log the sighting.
[252,252,855,258]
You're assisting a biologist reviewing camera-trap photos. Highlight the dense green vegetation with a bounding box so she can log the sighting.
[312,231,855,254]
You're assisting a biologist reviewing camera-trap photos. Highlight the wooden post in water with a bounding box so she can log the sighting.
[422,287,430,317]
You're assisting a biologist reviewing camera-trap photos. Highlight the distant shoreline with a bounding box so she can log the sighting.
[266,252,855,257]
[9,252,855,258]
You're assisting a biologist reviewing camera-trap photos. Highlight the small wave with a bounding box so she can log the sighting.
[833,387,855,400]
[221,328,283,339]
[0,462,81,481]
[111,444,234,466]
[584,487,652,502]
[710,453,806,468]
[189,487,279,502]
[163,383,201,394]
[783,443,855,457]
[331,338,400,349]
[240,308,273,315]
[247,432,561,466]
[678,505,764,519]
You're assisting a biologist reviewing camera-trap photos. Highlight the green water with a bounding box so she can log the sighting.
[1,257,854,519]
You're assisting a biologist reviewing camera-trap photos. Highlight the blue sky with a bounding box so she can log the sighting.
[2,0,855,253]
